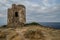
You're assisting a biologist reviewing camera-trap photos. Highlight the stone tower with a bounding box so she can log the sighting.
[7,4,26,27]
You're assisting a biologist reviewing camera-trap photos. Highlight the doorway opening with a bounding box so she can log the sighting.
[15,12,18,17]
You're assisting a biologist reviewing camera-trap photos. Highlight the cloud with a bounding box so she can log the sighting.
[29,4,60,13]
[42,0,56,7]
[0,14,3,17]
[0,14,6,17]
[0,0,60,23]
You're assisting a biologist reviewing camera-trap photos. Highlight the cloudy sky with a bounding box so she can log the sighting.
[0,0,60,25]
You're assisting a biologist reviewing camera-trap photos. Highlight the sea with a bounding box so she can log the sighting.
[39,22,60,29]
[0,22,60,29]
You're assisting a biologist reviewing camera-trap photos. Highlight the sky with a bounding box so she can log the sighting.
[0,0,60,25]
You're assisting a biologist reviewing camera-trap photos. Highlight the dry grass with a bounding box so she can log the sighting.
[0,25,60,40]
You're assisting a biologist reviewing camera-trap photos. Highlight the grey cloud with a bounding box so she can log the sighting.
[0,0,60,23]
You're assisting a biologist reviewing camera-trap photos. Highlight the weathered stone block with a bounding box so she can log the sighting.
[7,4,26,28]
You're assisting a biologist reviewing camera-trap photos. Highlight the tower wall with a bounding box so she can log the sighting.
[7,4,26,27]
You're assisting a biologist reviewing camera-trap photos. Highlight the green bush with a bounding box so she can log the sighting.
[25,22,41,25]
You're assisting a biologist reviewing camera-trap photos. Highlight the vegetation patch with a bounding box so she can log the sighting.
[24,29,45,40]
[25,22,42,26]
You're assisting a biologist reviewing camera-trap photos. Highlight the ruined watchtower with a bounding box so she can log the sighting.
[7,4,26,27]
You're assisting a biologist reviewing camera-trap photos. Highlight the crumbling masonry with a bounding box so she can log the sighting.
[7,4,26,27]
